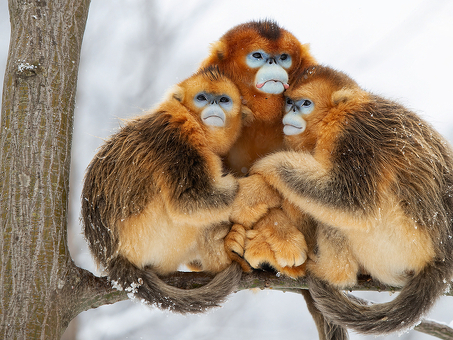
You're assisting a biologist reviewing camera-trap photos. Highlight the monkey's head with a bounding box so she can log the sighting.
[282,65,368,151]
[170,66,250,155]
[201,20,316,120]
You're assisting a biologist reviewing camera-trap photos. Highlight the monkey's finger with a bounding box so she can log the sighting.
[224,223,247,257]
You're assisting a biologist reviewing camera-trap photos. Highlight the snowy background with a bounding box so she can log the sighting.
[1,0,453,339]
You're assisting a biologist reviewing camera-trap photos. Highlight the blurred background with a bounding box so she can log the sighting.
[1,0,453,339]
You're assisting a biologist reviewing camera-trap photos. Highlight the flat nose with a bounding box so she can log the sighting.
[267,58,276,64]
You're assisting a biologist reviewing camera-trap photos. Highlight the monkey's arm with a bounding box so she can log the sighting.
[160,152,239,226]
[230,175,283,228]
[250,150,371,231]
[225,175,282,271]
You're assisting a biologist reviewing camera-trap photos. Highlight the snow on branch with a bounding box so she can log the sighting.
[84,269,453,339]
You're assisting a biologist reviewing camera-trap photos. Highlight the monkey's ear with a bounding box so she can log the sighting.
[168,85,185,102]
[241,106,254,126]
[210,40,227,61]
[331,88,355,105]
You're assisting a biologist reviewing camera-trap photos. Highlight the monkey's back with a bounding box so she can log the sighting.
[81,103,214,269]
[334,94,453,257]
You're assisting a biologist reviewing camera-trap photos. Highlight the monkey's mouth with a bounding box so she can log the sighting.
[283,123,306,136]
[203,115,224,126]
[256,80,289,89]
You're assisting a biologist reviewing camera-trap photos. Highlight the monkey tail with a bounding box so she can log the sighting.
[108,255,242,314]
[301,290,349,340]
[308,259,452,335]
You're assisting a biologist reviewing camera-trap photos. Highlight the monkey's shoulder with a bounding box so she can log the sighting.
[129,107,222,189]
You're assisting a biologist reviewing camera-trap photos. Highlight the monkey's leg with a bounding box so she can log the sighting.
[196,222,233,273]
[307,224,359,287]
[244,208,308,278]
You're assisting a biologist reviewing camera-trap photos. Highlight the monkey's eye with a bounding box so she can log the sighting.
[218,95,233,111]
[196,94,207,102]
[246,50,267,68]
[219,96,230,103]
[194,92,210,108]
[285,97,295,113]
[278,53,292,68]
[298,98,315,115]
[252,52,263,59]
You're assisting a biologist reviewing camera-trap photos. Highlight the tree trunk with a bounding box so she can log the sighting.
[0,1,91,338]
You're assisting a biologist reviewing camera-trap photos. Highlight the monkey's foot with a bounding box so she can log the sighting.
[244,232,307,278]
[244,225,308,278]
[243,230,278,270]
[224,223,252,272]
[268,229,308,268]
[244,209,308,269]
[278,263,307,278]
[307,258,358,288]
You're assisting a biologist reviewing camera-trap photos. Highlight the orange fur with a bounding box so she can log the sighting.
[232,65,453,334]
[200,20,317,174]
[245,207,308,277]
[81,67,245,313]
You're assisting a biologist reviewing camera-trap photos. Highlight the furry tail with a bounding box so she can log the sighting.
[308,260,452,335]
[108,256,242,313]
[301,290,349,340]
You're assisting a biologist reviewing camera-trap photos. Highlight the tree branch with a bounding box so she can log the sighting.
[414,320,453,340]
[78,268,452,339]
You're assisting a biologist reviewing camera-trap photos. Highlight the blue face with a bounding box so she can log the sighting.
[246,50,292,94]
[282,97,315,135]
[246,50,292,69]
[193,92,233,127]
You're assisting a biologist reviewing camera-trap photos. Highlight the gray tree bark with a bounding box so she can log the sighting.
[0,1,125,339]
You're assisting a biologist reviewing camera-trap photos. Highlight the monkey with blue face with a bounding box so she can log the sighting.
[232,65,453,336]
[201,22,346,340]
[82,66,249,313]
[200,20,317,176]
[201,19,316,276]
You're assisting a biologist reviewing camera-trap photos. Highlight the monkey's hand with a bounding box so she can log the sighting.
[224,223,252,272]
[244,208,308,278]
[230,175,282,228]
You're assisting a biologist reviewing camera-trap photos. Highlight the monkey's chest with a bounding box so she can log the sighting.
[228,123,284,174]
